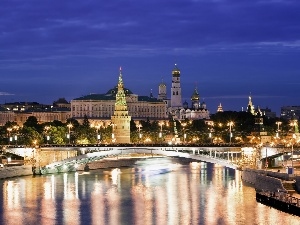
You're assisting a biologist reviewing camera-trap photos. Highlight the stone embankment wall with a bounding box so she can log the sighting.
[242,168,285,192]
[0,165,33,179]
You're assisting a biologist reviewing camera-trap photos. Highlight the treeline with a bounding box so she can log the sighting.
[0,111,294,146]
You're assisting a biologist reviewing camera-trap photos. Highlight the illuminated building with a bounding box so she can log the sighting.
[71,72,167,121]
[281,106,300,120]
[179,87,210,120]
[217,103,223,112]
[162,65,210,120]
[110,68,131,143]
[247,94,255,115]
[0,101,71,126]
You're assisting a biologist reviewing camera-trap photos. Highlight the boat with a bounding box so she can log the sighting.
[256,190,300,217]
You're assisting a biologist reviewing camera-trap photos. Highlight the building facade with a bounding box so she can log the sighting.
[71,73,167,120]
[0,101,71,126]
[281,106,300,120]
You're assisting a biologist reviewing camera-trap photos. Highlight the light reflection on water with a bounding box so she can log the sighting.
[0,157,299,225]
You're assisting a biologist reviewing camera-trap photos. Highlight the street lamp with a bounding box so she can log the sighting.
[181,122,187,143]
[207,121,214,143]
[95,124,101,143]
[111,123,116,143]
[44,126,50,144]
[13,125,19,145]
[289,133,300,174]
[158,121,164,140]
[7,127,12,145]
[275,121,282,138]
[290,119,298,133]
[67,123,73,144]
[91,123,101,144]
[136,123,142,144]
[227,121,234,145]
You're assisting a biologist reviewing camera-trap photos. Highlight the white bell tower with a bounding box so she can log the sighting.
[171,64,182,108]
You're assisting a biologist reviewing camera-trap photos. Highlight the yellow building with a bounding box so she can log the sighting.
[71,78,167,121]
[0,102,71,126]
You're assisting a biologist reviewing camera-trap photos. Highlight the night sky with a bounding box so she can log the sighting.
[1,0,300,116]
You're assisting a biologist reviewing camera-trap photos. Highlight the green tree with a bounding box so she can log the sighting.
[49,126,67,144]
[23,116,40,130]
[20,126,43,146]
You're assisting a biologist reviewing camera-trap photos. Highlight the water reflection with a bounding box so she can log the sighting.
[0,157,299,225]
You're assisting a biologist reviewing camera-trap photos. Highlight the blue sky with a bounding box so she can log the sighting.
[1,0,300,115]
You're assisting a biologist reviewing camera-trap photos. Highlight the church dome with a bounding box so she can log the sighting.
[191,88,200,101]
[159,78,166,87]
[172,64,180,76]
[159,82,166,87]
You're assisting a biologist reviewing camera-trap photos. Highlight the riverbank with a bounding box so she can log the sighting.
[0,165,33,179]
[241,168,300,194]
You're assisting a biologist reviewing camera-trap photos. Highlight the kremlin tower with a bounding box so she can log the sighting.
[110,68,131,143]
[170,64,182,108]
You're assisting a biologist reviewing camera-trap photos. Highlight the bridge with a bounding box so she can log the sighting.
[3,145,242,173]
[3,144,294,175]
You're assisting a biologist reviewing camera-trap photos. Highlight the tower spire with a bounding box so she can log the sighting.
[111,67,131,143]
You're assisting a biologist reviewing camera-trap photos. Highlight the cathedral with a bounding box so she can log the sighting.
[158,64,210,120]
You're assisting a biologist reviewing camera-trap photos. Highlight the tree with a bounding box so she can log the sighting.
[130,119,137,132]
[82,115,90,129]
[51,120,64,127]
[66,118,80,128]
[20,126,43,146]
[23,116,41,132]
[49,126,68,144]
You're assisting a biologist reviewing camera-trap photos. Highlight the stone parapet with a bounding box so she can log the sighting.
[242,168,286,192]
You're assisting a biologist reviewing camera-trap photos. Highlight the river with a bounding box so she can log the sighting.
[0,157,299,225]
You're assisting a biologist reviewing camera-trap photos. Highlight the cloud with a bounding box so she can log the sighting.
[0,92,14,96]
[204,95,283,100]
[1,0,300,60]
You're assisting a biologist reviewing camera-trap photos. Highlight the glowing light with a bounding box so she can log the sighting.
[111,168,121,185]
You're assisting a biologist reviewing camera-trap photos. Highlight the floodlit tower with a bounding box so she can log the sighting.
[247,93,255,115]
[191,86,200,109]
[111,67,131,143]
[158,79,167,100]
[217,103,223,112]
[171,64,182,108]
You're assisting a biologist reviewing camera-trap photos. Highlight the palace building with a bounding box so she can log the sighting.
[71,71,167,121]
[0,101,71,126]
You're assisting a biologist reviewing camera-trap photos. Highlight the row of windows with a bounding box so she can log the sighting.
[73,112,166,118]
[72,107,166,113]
